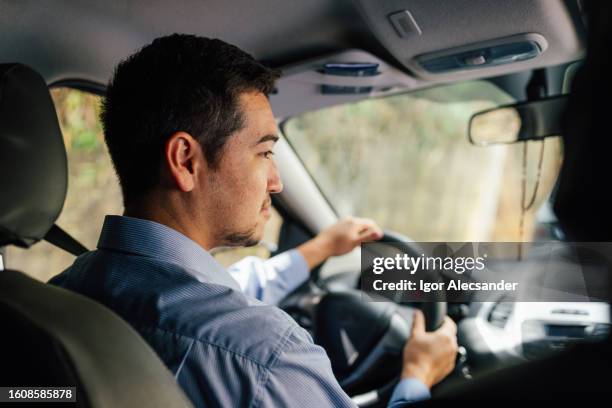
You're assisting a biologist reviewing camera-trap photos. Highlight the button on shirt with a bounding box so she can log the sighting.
[49,215,430,407]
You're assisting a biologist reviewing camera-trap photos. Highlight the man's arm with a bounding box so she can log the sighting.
[296,216,383,269]
[259,325,357,407]
[228,249,309,305]
[228,217,384,304]
[259,310,457,408]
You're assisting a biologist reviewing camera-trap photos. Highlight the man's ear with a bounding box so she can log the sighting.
[164,131,202,192]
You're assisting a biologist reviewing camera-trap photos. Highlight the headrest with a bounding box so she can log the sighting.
[0,64,67,248]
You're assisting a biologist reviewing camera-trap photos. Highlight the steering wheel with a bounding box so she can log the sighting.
[279,231,447,402]
[379,230,447,332]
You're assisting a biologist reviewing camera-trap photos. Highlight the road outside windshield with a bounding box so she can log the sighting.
[283,80,563,242]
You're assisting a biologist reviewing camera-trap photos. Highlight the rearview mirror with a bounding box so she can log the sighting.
[468,95,568,146]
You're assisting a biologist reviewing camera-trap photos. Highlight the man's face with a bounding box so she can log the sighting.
[202,91,282,247]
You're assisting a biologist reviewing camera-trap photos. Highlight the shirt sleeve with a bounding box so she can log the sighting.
[258,325,357,408]
[388,378,431,407]
[227,249,310,305]
[259,325,430,408]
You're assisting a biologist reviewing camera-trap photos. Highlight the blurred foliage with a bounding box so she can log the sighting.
[7,88,123,281]
[59,89,103,152]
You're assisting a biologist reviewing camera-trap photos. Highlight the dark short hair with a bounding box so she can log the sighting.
[101,34,280,204]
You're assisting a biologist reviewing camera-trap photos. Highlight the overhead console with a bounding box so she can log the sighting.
[352,0,586,82]
[270,49,421,119]
[415,33,547,74]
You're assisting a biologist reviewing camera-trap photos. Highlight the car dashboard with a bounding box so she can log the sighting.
[460,301,610,373]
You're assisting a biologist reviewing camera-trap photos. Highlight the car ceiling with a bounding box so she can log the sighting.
[0,0,586,115]
[0,0,373,84]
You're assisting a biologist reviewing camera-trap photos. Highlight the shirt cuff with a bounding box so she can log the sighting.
[388,378,431,407]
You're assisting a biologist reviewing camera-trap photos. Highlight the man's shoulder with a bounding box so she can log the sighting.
[48,249,198,302]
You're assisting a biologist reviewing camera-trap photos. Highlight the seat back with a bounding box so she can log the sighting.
[0,269,193,407]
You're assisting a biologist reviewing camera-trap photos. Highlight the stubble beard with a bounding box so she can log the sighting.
[219,198,270,248]
[221,226,260,247]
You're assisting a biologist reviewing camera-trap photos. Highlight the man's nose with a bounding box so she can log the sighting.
[268,162,283,194]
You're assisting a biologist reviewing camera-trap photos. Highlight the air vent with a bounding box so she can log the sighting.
[488,302,513,328]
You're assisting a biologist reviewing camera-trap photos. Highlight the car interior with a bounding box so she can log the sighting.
[1,0,610,406]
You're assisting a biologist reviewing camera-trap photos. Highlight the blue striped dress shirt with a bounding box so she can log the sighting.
[49,215,429,407]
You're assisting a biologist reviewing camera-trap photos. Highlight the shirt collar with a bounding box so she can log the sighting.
[97,215,241,291]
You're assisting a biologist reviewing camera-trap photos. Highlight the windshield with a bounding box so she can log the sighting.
[283,80,563,242]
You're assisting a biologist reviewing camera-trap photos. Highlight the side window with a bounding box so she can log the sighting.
[5,88,123,281]
[212,207,283,268]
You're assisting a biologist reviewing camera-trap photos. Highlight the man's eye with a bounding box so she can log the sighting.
[261,151,274,159]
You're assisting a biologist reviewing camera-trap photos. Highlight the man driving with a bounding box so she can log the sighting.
[50,34,458,407]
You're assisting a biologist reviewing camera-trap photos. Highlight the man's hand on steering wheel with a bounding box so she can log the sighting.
[402,310,459,388]
[297,217,384,269]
